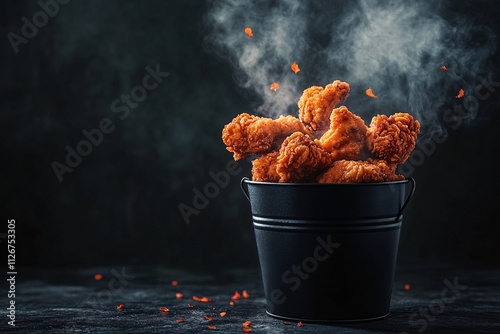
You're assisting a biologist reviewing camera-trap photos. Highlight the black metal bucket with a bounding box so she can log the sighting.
[240,177,415,323]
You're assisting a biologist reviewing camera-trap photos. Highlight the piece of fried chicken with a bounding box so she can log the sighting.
[317,159,404,183]
[366,113,420,164]
[319,106,368,161]
[222,113,306,160]
[251,151,280,182]
[277,132,333,183]
[298,80,350,135]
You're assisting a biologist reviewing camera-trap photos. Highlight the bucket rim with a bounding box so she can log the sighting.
[241,177,412,187]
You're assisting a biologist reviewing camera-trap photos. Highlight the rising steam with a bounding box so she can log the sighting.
[204,0,496,141]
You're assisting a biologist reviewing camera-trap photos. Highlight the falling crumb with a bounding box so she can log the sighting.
[160,307,169,313]
[366,87,377,98]
[220,312,227,317]
[297,321,304,327]
[94,273,103,281]
[242,290,250,299]
[441,65,448,71]
[456,88,465,98]
[291,62,300,74]
[270,82,280,91]
[404,283,411,291]
[244,26,253,38]
[116,304,124,310]
[208,325,217,330]
[176,293,183,299]
[171,280,179,286]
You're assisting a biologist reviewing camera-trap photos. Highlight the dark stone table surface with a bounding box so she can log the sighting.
[2,263,499,333]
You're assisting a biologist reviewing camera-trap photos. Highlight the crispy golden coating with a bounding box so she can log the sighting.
[298,80,350,134]
[222,113,305,160]
[317,159,404,183]
[251,151,280,182]
[319,106,368,161]
[277,132,333,183]
[366,113,420,164]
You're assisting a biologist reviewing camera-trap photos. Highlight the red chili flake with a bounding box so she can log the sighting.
[242,290,250,299]
[187,304,194,309]
[204,315,214,321]
[171,280,179,286]
[220,312,227,317]
[404,283,411,291]
[243,326,252,333]
[244,27,253,38]
[176,319,185,323]
[283,321,291,325]
[94,273,103,281]
[441,65,448,71]
[297,321,304,327]
[270,82,280,91]
[116,304,124,310]
[366,87,377,98]
[291,62,300,74]
[229,301,235,306]
[232,291,241,300]
[456,88,465,98]
[176,293,183,299]
[208,325,217,330]
[160,307,169,313]
[242,321,251,327]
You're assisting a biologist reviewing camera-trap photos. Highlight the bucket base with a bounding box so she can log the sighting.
[265,310,390,324]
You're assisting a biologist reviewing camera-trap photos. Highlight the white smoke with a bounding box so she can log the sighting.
[204,0,496,141]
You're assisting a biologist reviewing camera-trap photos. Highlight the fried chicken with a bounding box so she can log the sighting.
[251,151,280,182]
[366,113,420,164]
[319,106,368,161]
[298,80,350,135]
[222,113,305,160]
[277,132,333,183]
[317,159,404,183]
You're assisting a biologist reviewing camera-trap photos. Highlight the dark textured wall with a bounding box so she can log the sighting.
[2,0,499,273]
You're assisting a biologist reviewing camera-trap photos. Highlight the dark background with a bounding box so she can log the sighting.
[1,0,499,274]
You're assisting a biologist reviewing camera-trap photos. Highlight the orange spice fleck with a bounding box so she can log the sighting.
[242,321,252,327]
[204,315,214,321]
[176,293,183,299]
[232,291,241,300]
[243,326,252,333]
[244,27,253,38]
[116,304,124,310]
[366,87,377,98]
[456,88,465,98]
[220,312,227,317]
[404,283,411,291]
[208,325,217,330]
[441,65,448,71]
[94,273,103,281]
[176,319,185,323]
[270,82,280,91]
[242,290,250,299]
[291,62,300,74]
[229,301,235,306]
[171,280,179,286]
[160,307,169,313]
